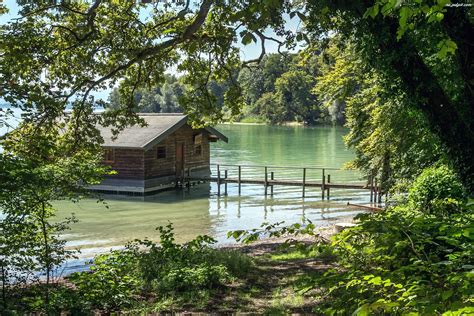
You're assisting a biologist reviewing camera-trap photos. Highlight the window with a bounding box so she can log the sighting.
[103,148,114,162]
[156,146,166,159]
[193,133,203,145]
[194,144,202,156]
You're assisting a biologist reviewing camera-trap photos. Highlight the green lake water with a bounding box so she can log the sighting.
[55,124,370,263]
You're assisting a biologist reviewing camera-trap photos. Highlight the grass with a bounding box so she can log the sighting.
[6,240,333,314]
[132,244,331,314]
[270,248,319,261]
[238,115,267,124]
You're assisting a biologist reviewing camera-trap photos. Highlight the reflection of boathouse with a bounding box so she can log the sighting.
[91,113,227,195]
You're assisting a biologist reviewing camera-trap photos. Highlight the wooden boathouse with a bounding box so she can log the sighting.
[89,113,228,195]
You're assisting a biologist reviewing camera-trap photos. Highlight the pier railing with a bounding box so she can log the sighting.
[187,163,382,203]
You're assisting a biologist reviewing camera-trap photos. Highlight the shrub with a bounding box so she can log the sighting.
[408,165,467,214]
[298,167,474,314]
[65,223,253,312]
[67,250,141,312]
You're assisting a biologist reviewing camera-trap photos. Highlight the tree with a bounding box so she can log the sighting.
[312,37,357,125]
[0,130,108,311]
[238,67,265,106]
[255,92,285,124]
[311,37,443,191]
[274,70,318,124]
[305,0,474,191]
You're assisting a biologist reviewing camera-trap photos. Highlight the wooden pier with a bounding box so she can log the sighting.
[187,164,383,203]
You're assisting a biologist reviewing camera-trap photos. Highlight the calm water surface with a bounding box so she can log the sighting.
[54,124,369,262]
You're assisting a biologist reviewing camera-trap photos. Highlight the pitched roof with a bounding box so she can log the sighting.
[98,113,228,149]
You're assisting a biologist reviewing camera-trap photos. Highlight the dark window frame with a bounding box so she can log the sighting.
[156,146,166,159]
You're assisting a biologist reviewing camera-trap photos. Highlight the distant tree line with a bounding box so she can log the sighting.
[107,52,347,125]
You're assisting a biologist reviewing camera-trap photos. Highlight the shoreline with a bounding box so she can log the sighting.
[221,121,306,126]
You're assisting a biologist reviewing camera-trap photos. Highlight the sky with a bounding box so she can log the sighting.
[1,0,302,101]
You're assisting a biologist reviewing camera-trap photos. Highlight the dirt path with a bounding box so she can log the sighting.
[188,230,339,314]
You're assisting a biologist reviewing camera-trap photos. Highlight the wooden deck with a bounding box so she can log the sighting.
[186,163,382,203]
[193,177,368,190]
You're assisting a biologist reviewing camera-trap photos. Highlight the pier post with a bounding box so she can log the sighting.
[322,168,326,200]
[369,173,374,202]
[302,168,306,198]
[271,171,274,196]
[224,169,228,196]
[327,174,331,200]
[264,166,268,196]
[378,182,382,204]
[217,167,221,197]
[238,165,242,195]
[374,177,378,205]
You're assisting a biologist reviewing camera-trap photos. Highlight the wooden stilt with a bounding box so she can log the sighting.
[322,168,326,200]
[270,171,274,196]
[187,167,191,189]
[369,174,374,202]
[238,165,241,195]
[302,168,306,198]
[224,169,228,196]
[374,178,378,204]
[327,174,331,200]
[264,166,268,196]
[217,167,221,197]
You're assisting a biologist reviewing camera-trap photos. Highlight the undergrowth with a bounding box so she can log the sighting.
[4,224,254,314]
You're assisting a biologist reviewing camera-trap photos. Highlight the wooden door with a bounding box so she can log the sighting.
[175,142,185,178]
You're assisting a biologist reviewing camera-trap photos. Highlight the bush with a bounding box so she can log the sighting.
[300,167,474,314]
[67,250,141,312]
[409,165,467,213]
[65,223,253,312]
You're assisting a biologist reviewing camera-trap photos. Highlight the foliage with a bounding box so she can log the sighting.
[289,169,472,315]
[312,36,443,192]
[228,221,320,245]
[108,75,184,113]
[409,165,468,214]
[305,0,474,191]
[61,224,253,313]
[2,0,472,187]
[116,53,323,125]
[1,0,473,312]
[311,205,474,314]
[312,38,357,125]
[0,138,109,313]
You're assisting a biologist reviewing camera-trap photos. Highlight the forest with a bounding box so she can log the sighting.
[108,51,339,125]
[1,0,473,314]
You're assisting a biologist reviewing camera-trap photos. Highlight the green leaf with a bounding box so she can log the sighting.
[399,6,411,28]
[352,304,370,316]
[442,289,453,300]
[364,4,380,19]
[437,38,458,59]
[241,32,257,45]
[437,0,451,6]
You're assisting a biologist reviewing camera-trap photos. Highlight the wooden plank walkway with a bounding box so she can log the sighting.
[192,177,368,190]
[186,163,382,203]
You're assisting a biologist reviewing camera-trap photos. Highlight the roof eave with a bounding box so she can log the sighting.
[205,126,228,143]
